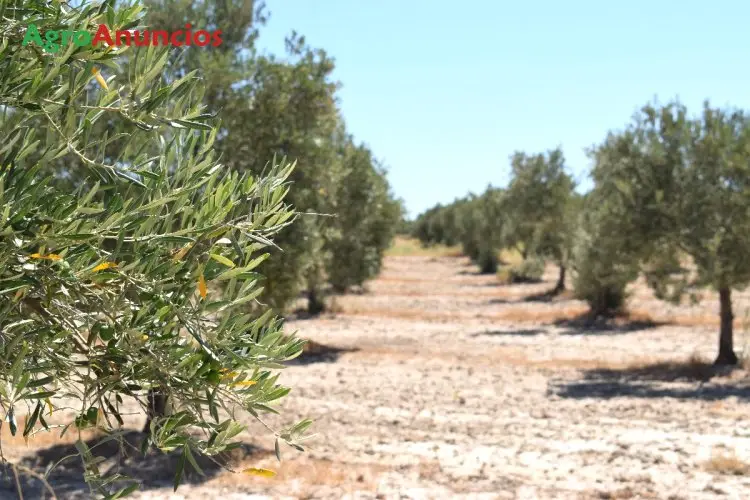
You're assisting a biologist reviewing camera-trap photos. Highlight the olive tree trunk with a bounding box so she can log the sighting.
[715,287,738,365]
[553,264,566,294]
[142,389,168,433]
[307,288,325,315]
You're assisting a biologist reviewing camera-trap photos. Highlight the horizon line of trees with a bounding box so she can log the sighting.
[412,99,750,367]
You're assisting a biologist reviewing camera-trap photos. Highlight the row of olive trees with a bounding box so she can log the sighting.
[414,100,750,367]
[413,147,578,289]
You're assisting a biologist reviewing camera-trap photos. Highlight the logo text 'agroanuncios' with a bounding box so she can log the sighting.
[22,24,223,52]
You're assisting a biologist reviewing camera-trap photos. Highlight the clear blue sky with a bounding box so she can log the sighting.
[258,0,750,218]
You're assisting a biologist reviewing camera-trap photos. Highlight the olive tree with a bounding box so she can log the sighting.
[0,0,309,496]
[504,148,576,292]
[586,100,750,364]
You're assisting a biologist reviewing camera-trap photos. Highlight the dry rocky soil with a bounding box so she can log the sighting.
[4,252,750,499]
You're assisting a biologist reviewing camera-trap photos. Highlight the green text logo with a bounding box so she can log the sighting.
[22,24,92,53]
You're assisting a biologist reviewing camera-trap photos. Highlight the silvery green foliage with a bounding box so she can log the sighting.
[0,1,309,496]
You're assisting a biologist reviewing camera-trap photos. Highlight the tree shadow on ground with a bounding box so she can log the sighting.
[0,430,265,499]
[471,282,507,288]
[486,297,518,305]
[522,289,575,302]
[500,276,544,285]
[288,285,368,320]
[471,328,546,338]
[427,255,464,262]
[289,309,321,321]
[483,287,574,307]
[550,359,750,401]
[458,269,495,276]
[486,289,571,305]
[553,312,666,336]
[286,340,359,366]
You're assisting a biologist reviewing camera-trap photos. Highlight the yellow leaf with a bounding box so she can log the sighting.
[241,468,276,478]
[231,380,257,388]
[198,273,207,299]
[172,244,192,261]
[45,398,53,416]
[92,67,109,90]
[30,253,62,261]
[141,334,149,341]
[92,262,117,272]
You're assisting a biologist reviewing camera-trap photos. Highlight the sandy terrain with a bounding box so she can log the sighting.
[4,253,750,499]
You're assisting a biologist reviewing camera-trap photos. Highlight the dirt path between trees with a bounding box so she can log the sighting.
[5,255,750,499]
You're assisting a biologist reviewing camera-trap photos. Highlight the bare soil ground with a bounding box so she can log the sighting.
[5,253,750,499]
